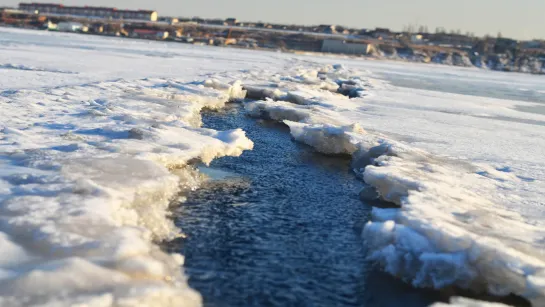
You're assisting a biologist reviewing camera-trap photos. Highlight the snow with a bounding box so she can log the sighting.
[284,121,367,155]
[430,297,513,307]
[224,63,545,305]
[0,28,262,306]
[2,27,545,306]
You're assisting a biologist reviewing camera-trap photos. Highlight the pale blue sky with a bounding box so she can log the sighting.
[3,0,543,40]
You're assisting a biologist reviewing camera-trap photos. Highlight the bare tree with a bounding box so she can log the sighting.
[435,27,446,34]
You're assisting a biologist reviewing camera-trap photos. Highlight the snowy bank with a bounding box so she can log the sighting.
[228,64,545,305]
[430,297,513,307]
[0,78,252,306]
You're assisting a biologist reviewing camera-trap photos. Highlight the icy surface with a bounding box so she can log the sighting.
[2,27,545,306]
[430,297,513,307]
[233,64,545,305]
[0,29,260,306]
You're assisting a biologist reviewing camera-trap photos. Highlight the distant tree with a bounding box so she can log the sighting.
[473,39,489,55]
[418,25,425,33]
[435,27,446,34]
[497,32,502,38]
[456,29,461,35]
[423,26,429,33]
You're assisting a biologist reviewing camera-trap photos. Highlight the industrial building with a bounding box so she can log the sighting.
[18,3,158,21]
[321,39,375,55]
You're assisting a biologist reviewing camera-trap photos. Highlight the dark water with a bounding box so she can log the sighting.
[165,104,443,307]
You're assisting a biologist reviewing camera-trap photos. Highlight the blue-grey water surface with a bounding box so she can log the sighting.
[165,104,444,307]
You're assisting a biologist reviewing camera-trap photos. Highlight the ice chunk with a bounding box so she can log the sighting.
[244,100,312,123]
[284,121,366,155]
[244,85,287,101]
[202,79,247,101]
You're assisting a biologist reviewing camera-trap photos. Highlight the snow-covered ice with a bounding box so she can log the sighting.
[234,64,545,305]
[0,28,261,306]
[430,297,513,307]
[1,27,545,306]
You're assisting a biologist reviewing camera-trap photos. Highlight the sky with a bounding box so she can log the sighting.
[2,0,543,40]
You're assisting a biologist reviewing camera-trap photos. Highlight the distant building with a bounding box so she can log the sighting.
[522,40,544,49]
[371,27,395,41]
[411,34,423,43]
[321,39,375,55]
[158,17,178,25]
[429,33,474,49]
[224,18,237,26]
[495,37,518,54]
[18,3,158,21]
[316,24,337,34]
[57,21,84,32]
[207,19,226,25]
[131,29,169,40]
[45,20,58,31]
[191,17,205,23]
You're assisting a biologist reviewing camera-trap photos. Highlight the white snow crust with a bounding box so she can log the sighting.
[430,297,513,307]
[2,27,545,306]
[0,78,253,306]
[235,64,545,306]
[0,29,259,306]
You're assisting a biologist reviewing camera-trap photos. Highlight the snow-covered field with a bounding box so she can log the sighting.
[1,27,545,306]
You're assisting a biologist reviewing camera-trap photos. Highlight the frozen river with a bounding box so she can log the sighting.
[163,62,540,306]
[1,28,544,306]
